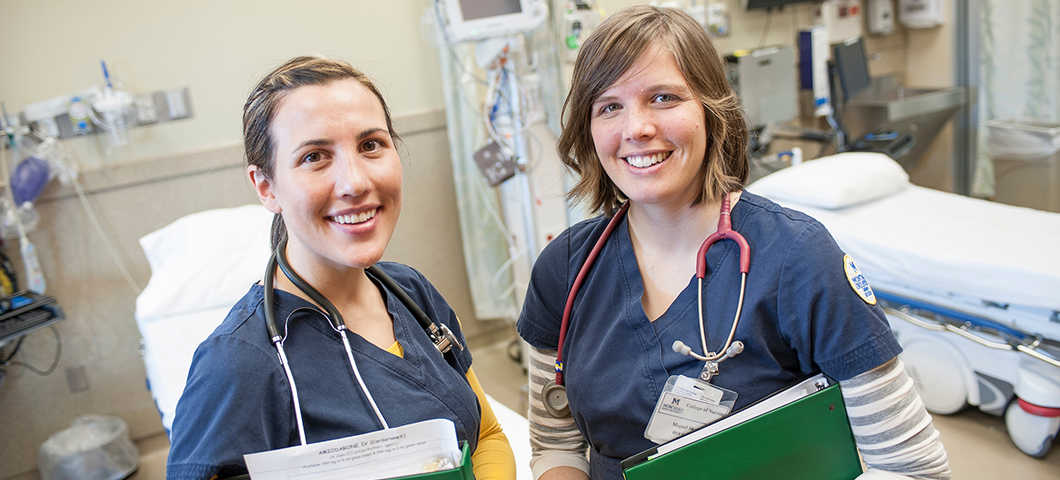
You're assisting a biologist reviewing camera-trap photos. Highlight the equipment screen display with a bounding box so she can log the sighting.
[834,39,872,100]
[459,0,522,21]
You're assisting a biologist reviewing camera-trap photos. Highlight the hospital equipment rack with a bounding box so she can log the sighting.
[0,291,64,344]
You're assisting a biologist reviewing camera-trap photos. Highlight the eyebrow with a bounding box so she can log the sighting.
[290,128,388,154]
[594,83,692,105]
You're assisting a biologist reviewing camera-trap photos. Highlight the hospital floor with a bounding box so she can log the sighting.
[22,333,1059,480]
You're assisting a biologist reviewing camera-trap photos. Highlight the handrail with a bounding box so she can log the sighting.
[884,307,1060,369]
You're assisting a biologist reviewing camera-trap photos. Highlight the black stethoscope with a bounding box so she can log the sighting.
[540,194,751,417]
[263,238,463,445]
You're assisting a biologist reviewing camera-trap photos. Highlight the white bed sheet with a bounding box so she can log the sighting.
[753,184,1060,311]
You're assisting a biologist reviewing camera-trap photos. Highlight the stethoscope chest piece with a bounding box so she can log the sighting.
[542,380,570,417]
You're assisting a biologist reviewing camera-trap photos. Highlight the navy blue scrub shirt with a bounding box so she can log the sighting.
[518,191,902,480]
[167,262,480,480]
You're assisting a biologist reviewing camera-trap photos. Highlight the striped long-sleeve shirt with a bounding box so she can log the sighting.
[526,348,951,479]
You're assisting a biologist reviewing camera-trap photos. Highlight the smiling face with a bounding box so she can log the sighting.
[590,43,708,212]
[249,79,402,274]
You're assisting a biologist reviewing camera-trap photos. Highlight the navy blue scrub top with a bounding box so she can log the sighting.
[518,192,901,480]
[167,262,479,480]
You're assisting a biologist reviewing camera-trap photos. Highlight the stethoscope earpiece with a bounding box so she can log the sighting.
[542,380,570,418]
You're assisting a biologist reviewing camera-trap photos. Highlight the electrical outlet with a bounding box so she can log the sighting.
[66,364,89,393]
[164,89,189,119]
[135,96,159,124]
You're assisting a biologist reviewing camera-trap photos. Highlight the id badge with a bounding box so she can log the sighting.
[644,375,738,444]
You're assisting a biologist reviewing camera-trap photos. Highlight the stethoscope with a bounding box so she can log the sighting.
[540,194,751,418]
[263,238,463,445]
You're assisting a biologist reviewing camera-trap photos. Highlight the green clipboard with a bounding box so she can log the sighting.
[621,378,862,480]
[392,442,474,480]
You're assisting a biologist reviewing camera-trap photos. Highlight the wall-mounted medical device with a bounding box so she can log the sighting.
[898,0,944,28]
[19,88,192,142]
[867,0,895,35]
[439,0,548,43]
[798,26,833,117]
[562,1,603,63]
[812,0,863,44]
[729,46,799,128]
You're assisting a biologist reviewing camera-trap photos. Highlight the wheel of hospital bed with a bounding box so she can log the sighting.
[898,335,971,415]
[1005,401,1060,458]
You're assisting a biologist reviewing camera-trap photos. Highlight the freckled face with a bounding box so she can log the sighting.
[250,79,401,273]
[590,43,708,211]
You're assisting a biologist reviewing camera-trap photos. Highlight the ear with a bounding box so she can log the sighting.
[248,165,281,214]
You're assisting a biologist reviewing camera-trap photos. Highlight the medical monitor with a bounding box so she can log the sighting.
[441,0,548,43]
[743,0,816,10]
[833,37,872,102]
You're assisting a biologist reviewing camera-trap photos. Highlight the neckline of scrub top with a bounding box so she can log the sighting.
[252,276,433,380]
[616,204,742,338]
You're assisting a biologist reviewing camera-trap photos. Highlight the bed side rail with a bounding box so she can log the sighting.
[877,291,1060,369]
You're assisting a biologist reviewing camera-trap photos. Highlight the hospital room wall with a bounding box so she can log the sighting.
[0,110,489,478]
[903,0,958,193]
[0,0,448,168]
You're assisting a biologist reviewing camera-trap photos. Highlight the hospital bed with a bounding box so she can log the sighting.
[748,152,1060,457]
[132,204,532,476]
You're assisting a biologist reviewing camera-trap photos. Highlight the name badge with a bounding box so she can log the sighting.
[644,375,737,444]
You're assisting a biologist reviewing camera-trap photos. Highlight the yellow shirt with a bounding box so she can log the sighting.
[386,341,516,480]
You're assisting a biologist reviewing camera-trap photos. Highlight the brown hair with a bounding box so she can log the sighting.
[557,5,749,214]
[243,56,399,249]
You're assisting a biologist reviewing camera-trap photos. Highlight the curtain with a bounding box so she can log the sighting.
[974,0,1060,197]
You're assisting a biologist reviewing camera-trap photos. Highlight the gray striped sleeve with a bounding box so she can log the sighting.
[839,359,952,479]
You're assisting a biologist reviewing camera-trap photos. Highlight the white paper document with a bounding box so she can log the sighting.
[244,418,462,480]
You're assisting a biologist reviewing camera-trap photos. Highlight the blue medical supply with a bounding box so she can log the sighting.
[12,156,51,205]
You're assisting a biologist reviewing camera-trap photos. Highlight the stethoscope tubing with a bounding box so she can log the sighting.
[555,194,751,386]
[264,239,399,444]
[555,201,630,386]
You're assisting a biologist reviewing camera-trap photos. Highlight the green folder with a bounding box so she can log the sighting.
[622,378,862,480]
[394,442,474,480]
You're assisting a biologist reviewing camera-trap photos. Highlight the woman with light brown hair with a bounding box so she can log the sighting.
[517,6,950,480]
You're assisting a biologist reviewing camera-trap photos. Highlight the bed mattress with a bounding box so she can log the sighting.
[762,185,1060,312]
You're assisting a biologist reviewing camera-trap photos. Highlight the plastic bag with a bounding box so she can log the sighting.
[38,415,139,480]
[987,119,1060,160]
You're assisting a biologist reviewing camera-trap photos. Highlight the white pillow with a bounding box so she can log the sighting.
[747,152,910,209]
[135,204,275,323]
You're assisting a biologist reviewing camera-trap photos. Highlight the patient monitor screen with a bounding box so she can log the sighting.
[460,0,522,21]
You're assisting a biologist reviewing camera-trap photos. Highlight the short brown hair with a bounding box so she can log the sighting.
[242,56,398,249]
[558,5,749,214]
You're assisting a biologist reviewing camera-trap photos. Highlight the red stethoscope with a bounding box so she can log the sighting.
[540,194,751,417]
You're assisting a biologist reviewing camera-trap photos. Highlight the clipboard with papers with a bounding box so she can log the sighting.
[222,443,471,480]
[621,374,863,480]
[399,442,473,480]
[243,419,473,480]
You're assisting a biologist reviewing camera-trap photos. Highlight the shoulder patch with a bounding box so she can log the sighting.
[843,255,877,305]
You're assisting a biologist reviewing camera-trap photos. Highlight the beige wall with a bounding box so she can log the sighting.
[903,0,957,192]
[0,0,444,167]
[0,111,501,478]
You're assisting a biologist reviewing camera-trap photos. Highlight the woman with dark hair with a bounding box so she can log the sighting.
[167,56,515,480]
[517,6,950,480]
